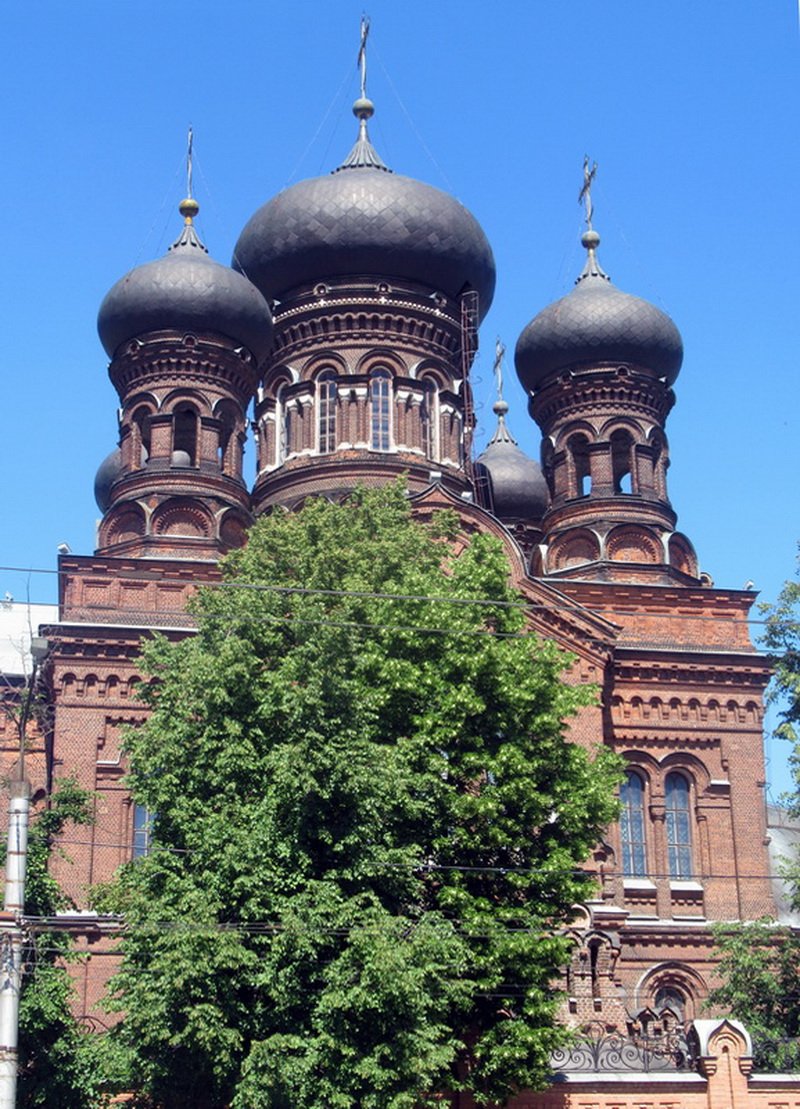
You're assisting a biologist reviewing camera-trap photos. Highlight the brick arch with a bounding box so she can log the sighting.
[548,529,601,570]
[218,510,249,550]
[554,420,597,451]
[301,353,348,382]
[598,415,645,442]
[151,499,213,539]
[668,532,698,577]
[619,751,659,786]
[102,503,147,547]
[413,360,450,389]
[355,348,407,377]
[606,525,663,564]
[634,961,707,1018]
[262,364,300,397]
[161,389,212,417]
[659,752,712,794]
[123,390,160,415]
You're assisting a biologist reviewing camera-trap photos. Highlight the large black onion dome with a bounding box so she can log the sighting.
[94,447,124,512]
[515,230,683,392]
[476,401,549,521]
[233,100,496,318]
[98,199,274,362]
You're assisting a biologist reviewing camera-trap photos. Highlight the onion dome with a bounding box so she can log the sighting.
[515,229,683,393]
[98,199,274,362]
[94,447,124,512]
[233,98,496,318]
[476,400,549,521]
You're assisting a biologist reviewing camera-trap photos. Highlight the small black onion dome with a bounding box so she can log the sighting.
[476,401,549,521]
[98,199,274,362]
[515,229,683,392]
[233,98,496,319]
[94,447,124,512]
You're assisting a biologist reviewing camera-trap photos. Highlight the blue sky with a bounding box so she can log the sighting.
[1,1,798,795]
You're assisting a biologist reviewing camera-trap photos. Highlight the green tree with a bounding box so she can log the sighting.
[762,554,800,831]
[708,920,800,1071]
[707,557,800,1072]
[14,779,110,1107]
[102,483,620,1108]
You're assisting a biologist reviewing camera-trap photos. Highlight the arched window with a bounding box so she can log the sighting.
[611,429,634,494]
[172,405,198,466]
[665,772,692,878]
[420,378,438,460]
[568,434,591,496]
[370,368,392,451]
[318,371,337,454]
[132,406,152,468]
[620,771,647,876]
[216,403,238,475]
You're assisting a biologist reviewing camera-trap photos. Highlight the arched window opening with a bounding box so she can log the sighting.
[370,368,392,451]
[132,407,152,468]
[318,370,337,454]
[588,939,602,999]
[172,405,198,466]
[569,435,591,496]
[665,772,692,878]
[217,405,237,474]
[620,771,647,876]
[420,377,438,459]
[611,429,634,494]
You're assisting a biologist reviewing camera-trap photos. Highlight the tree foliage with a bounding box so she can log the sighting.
[101,484,621,1107]
[709,920,800,1071]
[706,555,800,1073]
[14,779,109,1107]
[762,553,800,826]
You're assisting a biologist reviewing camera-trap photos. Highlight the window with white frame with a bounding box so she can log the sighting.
[317,370,337,454]
[420,377,438,460]
[132,803,153,859]
[370,368,392,451]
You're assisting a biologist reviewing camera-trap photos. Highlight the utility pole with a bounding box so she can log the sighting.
[0,633,47,1107]
[0,778,30,1108]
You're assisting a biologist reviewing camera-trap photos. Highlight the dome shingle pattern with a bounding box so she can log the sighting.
[515,235,683,392]
[233,119,495,317]
[476,402,549,521]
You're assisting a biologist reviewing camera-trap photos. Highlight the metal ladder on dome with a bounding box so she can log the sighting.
[459,289,490,508]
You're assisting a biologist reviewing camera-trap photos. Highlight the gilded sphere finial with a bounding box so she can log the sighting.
[179,197,200,224]
[581,229,601,251]
[493,399,509,417]
[353,96,375,121]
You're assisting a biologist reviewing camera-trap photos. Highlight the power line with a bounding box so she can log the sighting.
[0,562,779,628]
[38,839,797,883]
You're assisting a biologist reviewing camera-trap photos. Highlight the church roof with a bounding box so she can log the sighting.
[98,200,274,363]
[232,98,496,316]
[515,229,683,392]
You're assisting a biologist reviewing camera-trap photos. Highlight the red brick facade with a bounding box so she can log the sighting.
[2,88,795,1105]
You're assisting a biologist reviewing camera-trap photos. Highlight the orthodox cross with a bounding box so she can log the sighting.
[578,155,598,230]
[357,16,370,99]
[186,125,194,199]
[493,338,506,401]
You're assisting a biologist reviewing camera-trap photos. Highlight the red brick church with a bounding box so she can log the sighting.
[5,67,799,1108]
